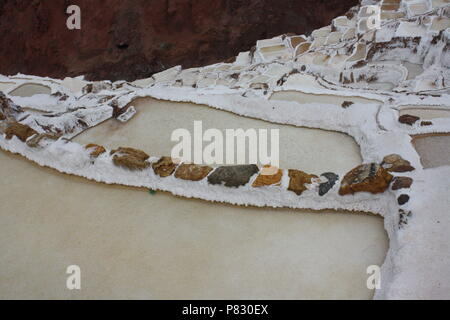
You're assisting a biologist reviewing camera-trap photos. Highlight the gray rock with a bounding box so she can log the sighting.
[397,194,410,205]
[207,165,259,188]
[318,172,339,196]
[399,209,412,229]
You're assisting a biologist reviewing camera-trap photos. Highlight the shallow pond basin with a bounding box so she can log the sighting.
[413,134,450,169]
[0,150,388,299]
[9,83,51,97]
[74,98,362,174]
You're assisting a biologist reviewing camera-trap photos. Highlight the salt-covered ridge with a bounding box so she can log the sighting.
[1,0,450,299]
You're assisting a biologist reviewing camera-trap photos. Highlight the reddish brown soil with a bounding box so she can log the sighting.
[0,0,358,81]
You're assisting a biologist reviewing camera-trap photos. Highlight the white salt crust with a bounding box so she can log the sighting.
[1,0,450,299]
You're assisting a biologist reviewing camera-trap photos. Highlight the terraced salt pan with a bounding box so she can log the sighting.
[430,17,450,31]
[9,83,51,97]
[399,106,450,119]
[432,0,450,8]
[0,82,15,92]
[403,62,424,80]
[270,90,381,107]
[74,98,362,174]
[412,134,450,168]
[0,150,388,299]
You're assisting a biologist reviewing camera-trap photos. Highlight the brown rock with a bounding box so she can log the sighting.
[152,157,178,177]
[174,163,213,181]
[391,176,413,190]
[252,165,283,187]
[4,122,38,142]
[85,144,106,158]
[339,163,393,196]
[341,101,354,108]
[382,154,415,173]
[1,92,22,120]
[288,169,318,196]
[399,114,420,125]
[420,121,433,126]
[111,147,150,171]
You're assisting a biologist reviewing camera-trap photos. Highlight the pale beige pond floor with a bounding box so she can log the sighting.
[9,83,51,97]
[399,107,450,120]
[0,150,388,299]
[413,134,450,169]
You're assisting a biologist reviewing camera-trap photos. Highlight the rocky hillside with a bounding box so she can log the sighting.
[0,0,358,81]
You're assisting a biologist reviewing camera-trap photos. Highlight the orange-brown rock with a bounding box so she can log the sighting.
[339,163,393,196]
[252,165,283,187]
[152,157,178,177]
[111,147,149,160]
[174,163,213,181]
[85,144,106,158]
[4,122,38,142]
[287,169,318,195]
[111,147,150,171]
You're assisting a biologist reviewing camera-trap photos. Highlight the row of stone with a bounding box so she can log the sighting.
[86,144,415,198]
[399,114,433,127]
[0,112,415,200]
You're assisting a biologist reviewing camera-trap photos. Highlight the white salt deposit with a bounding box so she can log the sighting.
[1,0,450,300]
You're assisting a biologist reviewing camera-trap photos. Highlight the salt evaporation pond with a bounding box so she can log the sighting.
[74,98,362,174]
[399,107,450,120]
[0,150,388,299]
[413,134,450,168]
[9,83,51,97]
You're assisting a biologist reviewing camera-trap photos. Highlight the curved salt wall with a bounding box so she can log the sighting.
[0,150,388,299]
[8,83,52,97]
